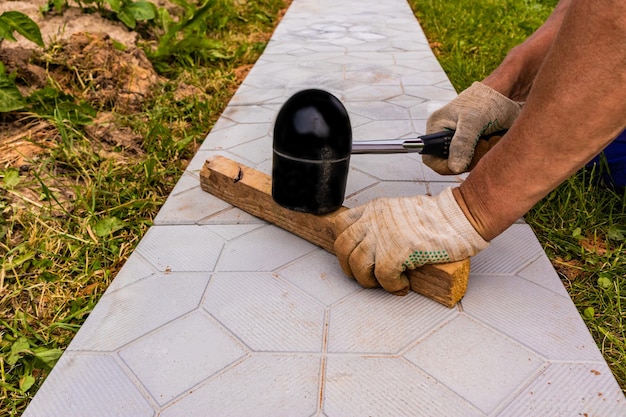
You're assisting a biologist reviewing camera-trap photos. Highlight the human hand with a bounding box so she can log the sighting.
[333,188,489,295]
[424,82,522,174]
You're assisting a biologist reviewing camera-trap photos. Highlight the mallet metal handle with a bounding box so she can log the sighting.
[352,130,452,156]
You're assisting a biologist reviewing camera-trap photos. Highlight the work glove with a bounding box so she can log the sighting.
[424,82,522,174]
[333,188,489,295]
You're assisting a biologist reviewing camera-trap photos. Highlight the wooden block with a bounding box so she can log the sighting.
[199,155,470,307]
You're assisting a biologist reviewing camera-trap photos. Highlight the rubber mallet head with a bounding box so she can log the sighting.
[272,89,352,214]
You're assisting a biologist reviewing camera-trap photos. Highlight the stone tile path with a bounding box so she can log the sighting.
[23,0,626,415]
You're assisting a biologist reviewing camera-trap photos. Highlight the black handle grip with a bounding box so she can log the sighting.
[418,131,453,157]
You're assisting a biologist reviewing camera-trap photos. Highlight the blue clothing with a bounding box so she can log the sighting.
[587,130,626,189]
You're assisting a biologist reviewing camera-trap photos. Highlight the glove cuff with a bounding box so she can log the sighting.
[472,81,511,103]
[436,188,490,257]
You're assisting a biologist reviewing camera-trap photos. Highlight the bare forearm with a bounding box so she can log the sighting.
[483,0,572,101]
[459,0,626,241]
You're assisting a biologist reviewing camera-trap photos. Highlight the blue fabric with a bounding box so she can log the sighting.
[587,129,626,188]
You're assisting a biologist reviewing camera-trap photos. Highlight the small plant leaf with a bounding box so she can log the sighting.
[8,337,31,365]
[583,306,595,319]
[0,19,18,42]
[0,75,26,112]
[19,374,36,392]
[125,1,157,21]
[597,276,613,289]
[116,9,137,29]
[106,0,122,13]
[3,168,21,188]
[34,347,63,369]
[93,217,126,237]
[607,225,625,241]
[0,11,44,47]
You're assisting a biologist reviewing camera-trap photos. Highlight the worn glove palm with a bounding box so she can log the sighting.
[424,82,522,174]
[333,188,489,295]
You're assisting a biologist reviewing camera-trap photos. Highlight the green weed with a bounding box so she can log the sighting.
[0,11,44,112]
[43,0,158,30]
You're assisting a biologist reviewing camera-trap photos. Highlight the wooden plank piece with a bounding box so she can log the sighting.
[199,155,470,307]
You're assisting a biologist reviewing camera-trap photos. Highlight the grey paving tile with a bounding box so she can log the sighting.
[67,272,209,351]
[401,70,451,86]
[351,119,415,141]
[199,206,268,225]
[119,311,247,405]
[168,170,200,196]
[385,93,427,108]
[471,224,545,275]
[516,252,570,297]
[22,353,154,417]
[153,185,231,225]
[391,39,430,51]
[216,225,316,271]
[344,85,404,102]
[220,104,277,124]
[302,43,347,53]
[207,114,237,132]
[345,100,411,120]
[278,250,362,305]
[343,111,371,129]
[203,272,325,351]
[496,362,626,416]
[228,135,272,164]
[228,85,288,105]
[198,121,271,152]
[407,95,448,121]
[344,166,379,198]
[344,181,428,208]
[462,273,603,361]
[323,356,482,417]
[404,85,459,101]
[160,354,320,417]
[396,55,448,72]
[348,154,426,181]
[206,223,265,240]
[404,314,544,414]
[327,290,457,353]
[136,225,225,272]
[104,251,156,293]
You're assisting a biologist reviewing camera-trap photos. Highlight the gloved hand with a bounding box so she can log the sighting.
[333,188,489,295]
[424,82,523,174]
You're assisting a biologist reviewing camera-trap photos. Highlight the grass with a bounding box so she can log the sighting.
[1,0,624,414]
[411,0,625,393]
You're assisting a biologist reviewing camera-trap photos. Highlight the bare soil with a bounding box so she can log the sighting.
[0,0,163,169]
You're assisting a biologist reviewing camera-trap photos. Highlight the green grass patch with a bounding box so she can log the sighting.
[411,0,625,393]
[412,0,558,91]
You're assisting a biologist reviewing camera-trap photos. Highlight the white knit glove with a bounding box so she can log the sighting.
[424,82,522,174]
[333,188,489,295]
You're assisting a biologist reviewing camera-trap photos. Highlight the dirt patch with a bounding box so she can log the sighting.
[0,4,162,168]
[0,1,138,50]
[0,119,58,169]
[46,32,162,112]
